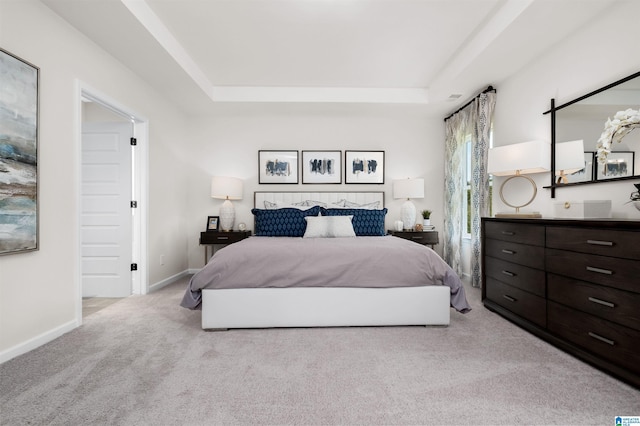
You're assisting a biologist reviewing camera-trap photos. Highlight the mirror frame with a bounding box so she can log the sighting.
[543,70,640,198]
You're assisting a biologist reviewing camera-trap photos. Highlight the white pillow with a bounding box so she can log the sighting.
[326,200,381,209]
[343,200,381,209]
[303,215,356,238]
[264,200,317,210]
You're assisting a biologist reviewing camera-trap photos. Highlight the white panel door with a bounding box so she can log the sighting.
[81,122,133,297]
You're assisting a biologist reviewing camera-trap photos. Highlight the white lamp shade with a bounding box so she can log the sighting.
[488,140,550,176]
[211,176,243,200]
[555,139,585,175]
[392,178,425,199]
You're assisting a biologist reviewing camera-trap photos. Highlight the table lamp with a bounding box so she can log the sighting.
[555,139,585,184]
[392,178,425,230]
[211,176,243,231]
[488,141,549,218]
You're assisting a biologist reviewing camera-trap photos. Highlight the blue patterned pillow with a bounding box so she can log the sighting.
[252,206,321,236]
[320,208,387,236]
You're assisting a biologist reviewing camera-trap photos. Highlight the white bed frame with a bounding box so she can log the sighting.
[201,191,451,330]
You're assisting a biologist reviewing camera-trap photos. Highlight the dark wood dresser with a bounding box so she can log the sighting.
[481,217,640,388]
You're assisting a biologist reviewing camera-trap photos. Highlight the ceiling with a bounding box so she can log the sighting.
[41,0,619,117]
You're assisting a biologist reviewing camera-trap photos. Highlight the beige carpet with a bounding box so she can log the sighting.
[82,297,123,318]
[1,276,638,425]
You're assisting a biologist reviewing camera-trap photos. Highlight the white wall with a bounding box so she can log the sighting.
[0,0,189,360]
[493,1,640,218]
[185,108,446,269]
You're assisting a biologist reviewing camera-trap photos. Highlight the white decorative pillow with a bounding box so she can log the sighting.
[343,200,381,209]
[264,200,317,210]
[303,215,356,238]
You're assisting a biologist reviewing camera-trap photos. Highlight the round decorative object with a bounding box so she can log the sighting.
[415,223,423,232]
[499,174,537,213]
[238,222,247,231]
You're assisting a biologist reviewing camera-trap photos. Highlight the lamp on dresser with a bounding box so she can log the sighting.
[392,178,424,230]
[211,176,243,231]
[487,140,549,218]
[555,139,586,184]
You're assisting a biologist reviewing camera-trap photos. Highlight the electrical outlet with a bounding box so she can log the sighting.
[160,255,165,266]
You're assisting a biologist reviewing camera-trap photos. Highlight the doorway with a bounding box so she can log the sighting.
[78,85,148,321]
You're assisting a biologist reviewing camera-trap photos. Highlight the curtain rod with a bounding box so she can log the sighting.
[443,85,496,122]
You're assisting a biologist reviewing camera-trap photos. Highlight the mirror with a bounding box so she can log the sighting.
[546,71,640,196]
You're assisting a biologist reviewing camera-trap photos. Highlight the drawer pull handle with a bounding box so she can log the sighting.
[588,297,615,308]
[501,249,515,255]
[216,236,229,240]
[501,270,515,277]
[587,239,614,247]
[502,295,516,302]
[501,231,515,236]
[588,332,615,346]
[586,266,613,275]
[411,236,423,240]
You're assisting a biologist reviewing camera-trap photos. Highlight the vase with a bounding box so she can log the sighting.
[423,219,431,227]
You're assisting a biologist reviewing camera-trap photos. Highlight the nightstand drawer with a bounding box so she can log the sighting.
[485,238,544,269]
[485,277,546,327]
[484,221,544,246]
[547,227,640,260]
[548,273,640,331]
[388,231,438,246]
[485,257,545,297]
[546,248,640,293]
[548,301,640,374]
[200,231,251,245]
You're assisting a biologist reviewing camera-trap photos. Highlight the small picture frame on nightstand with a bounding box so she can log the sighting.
[206,216,219,232]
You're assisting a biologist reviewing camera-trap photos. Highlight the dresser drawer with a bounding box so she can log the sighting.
[485,277,546,327]
[548,274,640,331]
[485,257,545,297]
[546,248,640,294]
[547,227,640,260]
[548,301,640,375]
[484,221,545,246]
[485,239,545,269]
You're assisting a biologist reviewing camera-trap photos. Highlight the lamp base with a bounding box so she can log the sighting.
[400,200,417,230]
[495,211,542,218]
[219,199,235,231]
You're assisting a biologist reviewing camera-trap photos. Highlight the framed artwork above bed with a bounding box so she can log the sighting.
[258,150,299,184]
[302,150,341,184]
[345,150,384,184]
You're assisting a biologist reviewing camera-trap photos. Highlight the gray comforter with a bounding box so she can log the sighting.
[181,235,471,313]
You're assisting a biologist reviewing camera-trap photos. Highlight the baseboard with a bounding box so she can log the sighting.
[149,269,192,293]
[0,319,78,364]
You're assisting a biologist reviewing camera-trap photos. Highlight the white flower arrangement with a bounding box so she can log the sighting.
[596,108,640,165]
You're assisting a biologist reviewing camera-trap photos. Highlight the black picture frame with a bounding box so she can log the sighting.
[0,48,39,255]
[302,150,342,184]
[258,150,299,184]
[596,151,635,181]
[206,216,220,232]
[345,150,385,184]
[563,152,595,184]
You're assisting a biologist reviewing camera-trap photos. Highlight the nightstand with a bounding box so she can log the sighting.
[200,230,251,264]
[388,230,439,249]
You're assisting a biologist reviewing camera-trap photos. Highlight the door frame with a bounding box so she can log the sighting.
[75,81,149,323]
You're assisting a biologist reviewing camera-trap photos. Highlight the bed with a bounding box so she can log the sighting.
[181,191,471,329]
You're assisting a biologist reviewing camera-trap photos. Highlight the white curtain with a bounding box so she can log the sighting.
[443,91,496,287]
[470,92,496,287]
